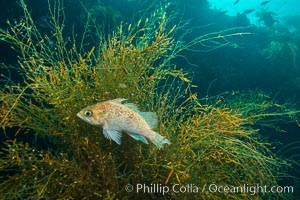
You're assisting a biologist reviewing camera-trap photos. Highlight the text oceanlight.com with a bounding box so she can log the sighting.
[124,183,294,195]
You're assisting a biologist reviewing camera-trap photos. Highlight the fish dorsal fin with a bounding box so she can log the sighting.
[123,102,158,129]
[123,102,140,112]
[139,112,158,129]
[109,99,140,113]
[127,133,149,144]
[109,98,127,104]
[103,129,122,145]
[109,99,158,129]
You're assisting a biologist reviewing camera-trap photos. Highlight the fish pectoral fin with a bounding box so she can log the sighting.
[127,133,149,144]
[103,129,122,145]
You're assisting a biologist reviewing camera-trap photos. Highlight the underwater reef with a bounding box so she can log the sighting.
[0,0,299,199]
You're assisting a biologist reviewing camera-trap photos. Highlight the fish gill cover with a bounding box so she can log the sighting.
[0,0,299,199]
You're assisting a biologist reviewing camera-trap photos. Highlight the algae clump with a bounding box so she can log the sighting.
[0,0,299,199]
[262,40,298,68]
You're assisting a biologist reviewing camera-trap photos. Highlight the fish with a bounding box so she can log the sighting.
[219,10,228,15]
[77,98,171,148]
[243,9,255,14]
[36,15,55,31]
[233,0,240,5]
[260,1,270,5]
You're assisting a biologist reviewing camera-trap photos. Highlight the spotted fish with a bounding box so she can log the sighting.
[77,98,170,148]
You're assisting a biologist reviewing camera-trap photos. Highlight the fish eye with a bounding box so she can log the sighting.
[84,110,93,117]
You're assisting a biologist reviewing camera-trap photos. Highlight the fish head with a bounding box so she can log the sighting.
[77,104,107,126]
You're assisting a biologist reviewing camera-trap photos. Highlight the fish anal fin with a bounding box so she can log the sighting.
[127,133,149,144]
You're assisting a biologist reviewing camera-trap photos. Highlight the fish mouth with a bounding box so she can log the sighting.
[76,112,82,119]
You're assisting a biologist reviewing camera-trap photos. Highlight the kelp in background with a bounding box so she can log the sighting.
[0,0,299,199]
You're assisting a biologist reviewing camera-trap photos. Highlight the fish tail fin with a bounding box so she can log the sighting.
[150,131,170,149]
